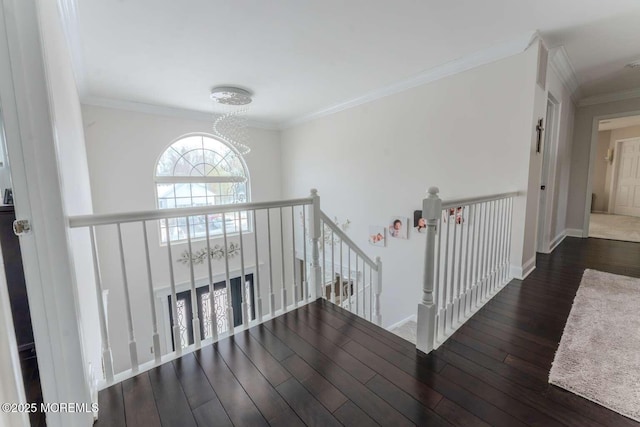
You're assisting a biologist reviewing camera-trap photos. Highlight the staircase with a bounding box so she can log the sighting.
[68,189,381,388]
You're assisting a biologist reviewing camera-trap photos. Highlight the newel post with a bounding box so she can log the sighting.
[416,186,441,353]
[309,189,322,300]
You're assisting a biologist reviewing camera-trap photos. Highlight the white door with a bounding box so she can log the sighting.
[613,138,640,217]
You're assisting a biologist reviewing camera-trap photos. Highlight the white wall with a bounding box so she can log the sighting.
[544,65,575,245]
[82,105,284,373]
[567,99,640,232]
[280,46,542,327]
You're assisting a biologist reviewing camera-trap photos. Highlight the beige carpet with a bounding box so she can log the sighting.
[589,213,640,243]
[549,269,640,422]
[389,320,417,344]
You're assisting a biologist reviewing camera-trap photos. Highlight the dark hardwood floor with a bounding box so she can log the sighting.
[95,237,640,426]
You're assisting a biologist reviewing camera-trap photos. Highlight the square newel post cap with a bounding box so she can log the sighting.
[423,187,442,220]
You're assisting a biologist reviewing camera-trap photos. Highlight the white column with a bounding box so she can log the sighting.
[417,187,441,354]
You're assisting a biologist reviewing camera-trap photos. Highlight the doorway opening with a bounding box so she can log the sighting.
[0,112,45,426]
[588,114,640,243]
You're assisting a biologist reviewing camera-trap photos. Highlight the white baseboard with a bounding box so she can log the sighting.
[566,228,584,238]
[549,231,567,252]
[386,314,417,331]
[510,256,536,280]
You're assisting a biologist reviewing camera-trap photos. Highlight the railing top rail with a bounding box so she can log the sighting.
[320,210,378,269]
[440,191,519,210]
[69,197,314,228]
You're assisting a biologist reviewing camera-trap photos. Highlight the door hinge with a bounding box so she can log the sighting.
[13,219,31,236]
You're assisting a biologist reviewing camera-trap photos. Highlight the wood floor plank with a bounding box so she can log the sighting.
[434,397,491,427]
[194,345,269,427]
[172,353,218,409]
[365,374,450,426]
[121,373,161,427]
[94,383,125,427]
[263,318,414,427]
[333,401,378,426]
[148,362,197,427]
[232,329,291,387]
[280,354,348,412]
[215,337,293,423]
[276,377,343,427]
[192,400,232,427]
[277,310,376,383]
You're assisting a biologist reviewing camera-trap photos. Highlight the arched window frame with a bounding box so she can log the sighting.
[154,133,251,243]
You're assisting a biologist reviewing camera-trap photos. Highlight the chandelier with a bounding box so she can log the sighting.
[210,86,252,155]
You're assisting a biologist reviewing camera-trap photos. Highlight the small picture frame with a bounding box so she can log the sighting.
[368,226,386,247]
[3,188,13,205]
[413,211,426,233]
[388,216,409,239]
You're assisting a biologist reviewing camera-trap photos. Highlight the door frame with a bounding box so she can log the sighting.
[584,110,640,237]
[608,137,640,215]
[536,94,561,253]
[0,1,92,425]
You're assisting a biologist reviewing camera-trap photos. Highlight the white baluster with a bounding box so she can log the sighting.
[164,218,181,355]
[355,254,360,316]
[291,206,298,308]
[456,206,465,323]
[443,207,452,333]
[417,187,441,353]
[222,212,234,335]
[374,256,382,326]
[142,222,161,363]
[279,207,287,312]
[239,211,248,326]
[347,249,352,312]
[252,210,263,321]
[204,215,219,341]
[89,227,114,381]
[436,209,444,341]
[462,204,472,319]
[302,207,308,302]
[330,229,335,303]
[309,189,322,300]
[321,220,326,301]
[505,197,513,282]
[267,209,275,316]
[185,218,201,348]
[481,201,490,302]
[116,223,138,371]
[450,210,459,327]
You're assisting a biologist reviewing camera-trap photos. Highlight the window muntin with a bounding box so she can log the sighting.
[155,135,250,242]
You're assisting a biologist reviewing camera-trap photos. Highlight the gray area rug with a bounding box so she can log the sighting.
[549,269,640,422]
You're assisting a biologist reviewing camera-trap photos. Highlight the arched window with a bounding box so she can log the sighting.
[155,134,250,242]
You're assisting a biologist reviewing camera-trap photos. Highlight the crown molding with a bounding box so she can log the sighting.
[282,31,538,129]
[81,96,280,130]
[57,0,87,97]
[577,87,640,108]
[548,46,580,101]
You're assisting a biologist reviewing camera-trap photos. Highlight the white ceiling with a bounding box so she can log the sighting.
[599,115,640,131]
[74,0,640,125]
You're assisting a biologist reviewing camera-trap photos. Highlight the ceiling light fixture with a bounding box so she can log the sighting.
[210,86,252,155]
[210,86,253,105]
[624,60,640,70]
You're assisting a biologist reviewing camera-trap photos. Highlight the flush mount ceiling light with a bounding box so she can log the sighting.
[210,86,252,155]
[210,86,253,105]
[624,60,640,70]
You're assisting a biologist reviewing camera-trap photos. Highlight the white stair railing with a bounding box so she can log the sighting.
[417,187,516,353]
[318,211,382,325]
[69,189,381,388]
